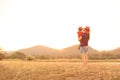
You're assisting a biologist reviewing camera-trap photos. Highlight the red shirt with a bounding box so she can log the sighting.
[77,31,83,38]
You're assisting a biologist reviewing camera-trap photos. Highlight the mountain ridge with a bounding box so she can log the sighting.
[17,45,99,55]
[5,45,120,59]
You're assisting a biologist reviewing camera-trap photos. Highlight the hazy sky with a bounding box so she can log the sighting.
[0,0,120,51]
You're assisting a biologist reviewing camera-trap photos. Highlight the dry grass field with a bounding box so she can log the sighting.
[0,60,120,80]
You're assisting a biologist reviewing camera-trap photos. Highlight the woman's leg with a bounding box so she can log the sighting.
[84,46,88,65]
[81,54,86,65]
[81,54,84,63]
[80,46,88,65]
[84,53,88,65]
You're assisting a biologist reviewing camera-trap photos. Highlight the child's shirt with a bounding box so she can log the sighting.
[77,31,83,38]
[77,31,83,41]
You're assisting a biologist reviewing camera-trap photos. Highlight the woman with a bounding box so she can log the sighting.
[78,26,90,65]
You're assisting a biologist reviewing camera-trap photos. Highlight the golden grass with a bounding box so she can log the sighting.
[0,60,120,80]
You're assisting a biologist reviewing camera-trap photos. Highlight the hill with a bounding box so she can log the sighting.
[17,45,99,58]
[58,45,99,58]
[60,45,98,54]
[18,45,59,55]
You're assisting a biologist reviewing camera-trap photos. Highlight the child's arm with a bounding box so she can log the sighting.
[78,36,82,41]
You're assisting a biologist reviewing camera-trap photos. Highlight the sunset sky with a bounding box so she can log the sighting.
[0,0,120,51]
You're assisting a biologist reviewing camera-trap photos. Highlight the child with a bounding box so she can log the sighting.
[77,26,83,49]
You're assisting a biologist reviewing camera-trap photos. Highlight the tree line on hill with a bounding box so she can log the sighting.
[0,45,120,60]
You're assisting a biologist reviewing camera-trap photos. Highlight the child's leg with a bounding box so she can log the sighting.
[78,41,81,49]
[78,44,80,49]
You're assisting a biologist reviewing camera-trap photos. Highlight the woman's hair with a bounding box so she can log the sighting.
[85,26,90,34]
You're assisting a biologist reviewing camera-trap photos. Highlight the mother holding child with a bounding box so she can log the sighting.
[77,26,90,66]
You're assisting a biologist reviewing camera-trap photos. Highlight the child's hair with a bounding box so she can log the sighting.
[78,27,83,31]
